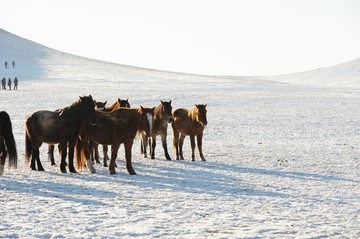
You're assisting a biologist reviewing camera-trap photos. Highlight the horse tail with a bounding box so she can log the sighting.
[171,120,179,152]
[75,137,85,171]
[25,129,32,165]
[0,112,17,168]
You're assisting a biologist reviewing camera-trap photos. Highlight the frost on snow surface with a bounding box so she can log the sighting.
[0,28,359,238]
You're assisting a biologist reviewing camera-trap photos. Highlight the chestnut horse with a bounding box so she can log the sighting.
[25,96,97,173]
[0,111,17,175]
[76,106,154,175]
[141,100,173,160]
[171,104,208,161]
[93,98,131,166]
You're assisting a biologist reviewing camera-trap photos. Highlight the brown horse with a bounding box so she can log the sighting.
[25,95,97,173]
[172,104,208,161]
[141,100,173,160]
[46,98,131,166]
[76,106,155,175]
[93,98,131,166]
[0,111,17,175]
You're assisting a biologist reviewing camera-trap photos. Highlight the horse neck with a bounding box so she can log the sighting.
[189,108,198,122]
[61,101,82,120]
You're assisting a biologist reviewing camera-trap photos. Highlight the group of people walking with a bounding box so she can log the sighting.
[2,77,18,90]
[3,60,18,90]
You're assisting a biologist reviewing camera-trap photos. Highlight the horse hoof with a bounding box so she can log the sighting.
[90,169,96,174]
[60,168,67,173]
[110,171,116,175]
[129,170,136,175]
[69,169,78,173]
[38,167,45,171]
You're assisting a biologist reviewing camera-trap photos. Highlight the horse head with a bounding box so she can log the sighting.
[80,95,97,125]
[138,106,155,136]
[118,98,131,108]
[161,100,173,123]
[94,100,107,110]
[195,104,208,126]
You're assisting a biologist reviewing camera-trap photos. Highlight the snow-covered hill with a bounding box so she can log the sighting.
[0,28,359,238]
[255,57,360,87]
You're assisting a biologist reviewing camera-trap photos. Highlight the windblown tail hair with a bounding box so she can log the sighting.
[25,131,32,165]
[1,112,18,168]
[75,137,86,171]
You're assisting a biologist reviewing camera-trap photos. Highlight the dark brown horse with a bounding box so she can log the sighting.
[93,98,131,166]
[76,106,154,175]
[0,111,17,175]
[172,104,207,161]
[46,98,131,166]
[25,95,97,173]
[141,100,173,160]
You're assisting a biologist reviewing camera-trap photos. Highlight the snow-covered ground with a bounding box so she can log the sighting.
[1,28,360,238]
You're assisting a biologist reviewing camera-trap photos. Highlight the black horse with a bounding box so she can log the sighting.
[0,111,18,176]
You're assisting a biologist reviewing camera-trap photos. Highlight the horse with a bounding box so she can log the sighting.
[76,106,155,175]
[92,98,131,167]
[96,98,130,112]
[0,111,17,176]
[46,98,131,166]
[25,95,97,173]
[171,104,208,161]
[141,100,173,160]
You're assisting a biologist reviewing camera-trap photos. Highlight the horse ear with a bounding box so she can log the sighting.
[195,104,199,108]
[104,101,107,105]
[126,98,129,102]
[169,100,172,104]
[139,105,144,112]
[161,100,164,104]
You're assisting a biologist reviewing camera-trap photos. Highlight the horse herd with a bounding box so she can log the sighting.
[0,95,208,176]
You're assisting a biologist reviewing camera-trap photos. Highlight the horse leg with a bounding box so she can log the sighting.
[179,134,185,160]
[109,144,119,175]
[124,141,136,175]
[140,135,147,158]
[161,133,171,160]
[48,144,56,165]
[103,145,108,167]
[59,143,67,173]
[34,148,45,171]
[150,136,156,159]
[190,135,196,161]
[82,137,96,174]
[197,133,206,161]
[68,140,77,173]
[94,143,101,164]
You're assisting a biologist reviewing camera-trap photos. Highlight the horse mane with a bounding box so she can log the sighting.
[58,98,82,116]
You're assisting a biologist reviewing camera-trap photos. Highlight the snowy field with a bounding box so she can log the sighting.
[1,29,360,238]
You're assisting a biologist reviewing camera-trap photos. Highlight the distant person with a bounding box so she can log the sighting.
[7,78,11,90]
[13,77,18,90]
[4,61,8,69]
[12,61,15,68]
[1,77,6,89]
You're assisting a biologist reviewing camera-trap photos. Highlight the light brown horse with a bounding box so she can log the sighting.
[0,111,17,175]
[141,100,173,160]
[76,106,155,175]
[25,96,97,173]
[171,104,208,161]
[93,98,131,166]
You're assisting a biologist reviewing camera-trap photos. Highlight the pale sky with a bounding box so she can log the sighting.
[1,0,360,76]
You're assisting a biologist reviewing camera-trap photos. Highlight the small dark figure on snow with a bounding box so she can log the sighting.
[12,61,15,68]
[1,77,6,89]
[4,61,8,69]
[7,78,11,90]
[13,77,18,90]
